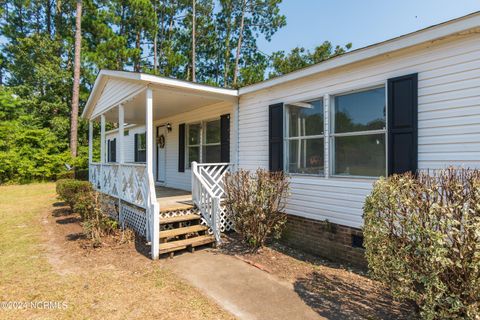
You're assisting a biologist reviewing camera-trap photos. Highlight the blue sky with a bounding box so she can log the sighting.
[257,0,480,55]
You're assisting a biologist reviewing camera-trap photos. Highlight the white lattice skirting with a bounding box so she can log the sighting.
[119,203,148,239]
[159,205,233,233]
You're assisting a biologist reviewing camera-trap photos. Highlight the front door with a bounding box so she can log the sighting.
[156,126,167,183]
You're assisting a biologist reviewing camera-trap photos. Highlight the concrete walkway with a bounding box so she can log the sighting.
[164,250,323,320]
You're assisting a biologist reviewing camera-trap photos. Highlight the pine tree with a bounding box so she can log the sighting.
[70,0,82,158]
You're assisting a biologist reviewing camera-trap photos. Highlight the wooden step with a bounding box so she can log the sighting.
[160,214,200,225]
[160,225,208,239]
[159,235,215,255]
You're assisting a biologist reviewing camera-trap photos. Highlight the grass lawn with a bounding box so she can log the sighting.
[0,183,233,319]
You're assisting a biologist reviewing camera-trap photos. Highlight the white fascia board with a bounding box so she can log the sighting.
[140,73,238,97]
[238,11,480,95]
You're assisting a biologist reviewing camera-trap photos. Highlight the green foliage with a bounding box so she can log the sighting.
[56,179,93,211]
[0,0,348,184]
[363,168,480,319]
[269,41,352,77]
[224,169,289,250]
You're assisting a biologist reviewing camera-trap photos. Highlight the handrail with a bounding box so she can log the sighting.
[191,162,231,243]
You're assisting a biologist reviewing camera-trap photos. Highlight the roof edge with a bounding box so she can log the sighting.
[239,11,480,95]
[81,70,238,120]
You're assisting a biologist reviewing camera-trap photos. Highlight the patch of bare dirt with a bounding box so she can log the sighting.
[39,201,234,320]
[217,233,418,320]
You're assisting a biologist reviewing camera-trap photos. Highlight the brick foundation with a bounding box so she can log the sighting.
[281,214,367,269]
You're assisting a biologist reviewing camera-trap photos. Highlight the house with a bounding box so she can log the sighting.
[82,12,480,265]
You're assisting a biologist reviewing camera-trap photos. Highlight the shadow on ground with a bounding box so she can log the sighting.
[66,232,87,241]
[52,206,71,217]
[294,271,416,320]
[56,216,82,225]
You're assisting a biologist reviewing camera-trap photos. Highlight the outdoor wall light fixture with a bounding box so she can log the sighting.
[166,123,172,132]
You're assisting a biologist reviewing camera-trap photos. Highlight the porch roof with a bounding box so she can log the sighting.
[81,70,238,123]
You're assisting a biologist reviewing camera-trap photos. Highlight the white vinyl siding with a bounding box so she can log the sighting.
[238,32,480,228]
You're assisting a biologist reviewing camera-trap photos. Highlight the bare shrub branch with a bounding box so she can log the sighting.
[224,169,290,250]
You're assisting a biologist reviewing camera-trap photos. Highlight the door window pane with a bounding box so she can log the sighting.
[288,138,324,175]
[205,120,220,144]
[334,134,385,176]
[288,99,324,137]
[188,124,201,145]
[334,87,386,133]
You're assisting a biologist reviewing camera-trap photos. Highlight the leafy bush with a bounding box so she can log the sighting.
[56,171,74,180]
[224,169,289,250]
[56,179,92,210]
[364,168,480,319]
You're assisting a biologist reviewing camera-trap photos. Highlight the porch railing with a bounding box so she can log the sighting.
[191,162,232,242]
[90,162,150,209]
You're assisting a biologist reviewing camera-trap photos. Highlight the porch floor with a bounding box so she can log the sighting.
[156,186,193,212]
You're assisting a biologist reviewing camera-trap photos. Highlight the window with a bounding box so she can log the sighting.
[203,119,221,163]
[135,133,146,162]
[285,99,324,175]
[107,138,116,163]
[332,87,386,177]
[186,119,221,167]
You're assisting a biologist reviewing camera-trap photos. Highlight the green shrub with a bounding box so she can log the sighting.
[56,179,92,210]
[363,168,480,319]
[224,169,289,250]
[56,171,74,180]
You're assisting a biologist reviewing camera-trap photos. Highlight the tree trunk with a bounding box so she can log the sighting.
[191,0,196,82]
[153,1,158,73]
[158,2,165,73]
[69,0,82,158]
[46,0,52,37]
[223,3,232,87]
[232,0,246,87]
[135,31,141,72]
[55,0,63,56]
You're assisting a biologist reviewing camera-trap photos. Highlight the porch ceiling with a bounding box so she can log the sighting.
[101,86,229,124]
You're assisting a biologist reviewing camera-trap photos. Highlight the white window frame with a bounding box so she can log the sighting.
[284,98,326,176]
[329,85,388,179]
[186,118,221,168]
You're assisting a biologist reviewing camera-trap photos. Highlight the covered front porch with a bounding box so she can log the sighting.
[156,186,192,211]
[82,70,238,259]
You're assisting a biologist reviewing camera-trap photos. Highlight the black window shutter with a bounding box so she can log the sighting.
[220,114,230,163]
[111,138,116,162]
[178,123,185,172]
[269,103,284,172]
[134,133,139,162]
[387,73,418,175]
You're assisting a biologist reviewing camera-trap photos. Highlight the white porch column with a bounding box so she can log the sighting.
[146,88,160,259]
[100,114,106,163]
[88,120,93,164]
[118,104,125,164]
